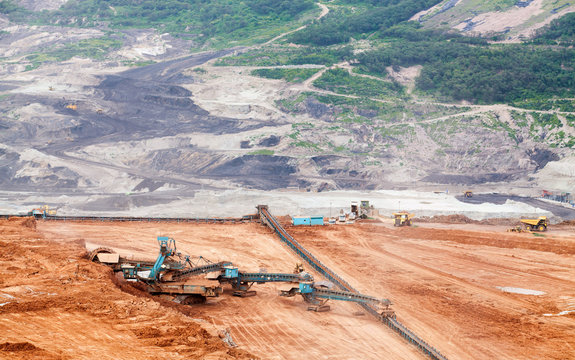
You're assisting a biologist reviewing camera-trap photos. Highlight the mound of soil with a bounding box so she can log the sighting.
[415,214,517,226]
[0,218,255,360]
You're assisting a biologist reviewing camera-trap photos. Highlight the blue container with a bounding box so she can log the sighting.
[310,216,324,225]
[292,217,311,225]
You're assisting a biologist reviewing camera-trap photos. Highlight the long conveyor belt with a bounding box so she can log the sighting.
[0,214,256,223]
[256,205,448,360]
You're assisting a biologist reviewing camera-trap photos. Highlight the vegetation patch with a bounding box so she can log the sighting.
[532,12,575,46]
[511,99,575,112]
[481,113,518,143]
[25,36,122,70]
[251,68,319,82]
[356,22,575,104]
[313,68,404,99]
[288,0,441,45]
[216,46,352,66]
[3,0,317,48]
[291,140,321,150]
[276,93,309,113]
[248,149,275,155]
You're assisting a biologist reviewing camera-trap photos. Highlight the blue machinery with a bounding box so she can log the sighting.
[97,236,316,301]
[32,206,447,359]
[257,205,448,360]
[214,268,314,297]
[281,281,394,314]
[147,236,177,280]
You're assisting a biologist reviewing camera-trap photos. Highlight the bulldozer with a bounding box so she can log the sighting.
[507,225,526,233]
[520,216,548,232]
[393,211,413,227]
[464,190,473,198]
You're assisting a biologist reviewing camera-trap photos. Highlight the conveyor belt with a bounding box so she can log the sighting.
[257,205,448,360]
[0,214,255,223]
[238,272,312,283]
[171,261,233,282]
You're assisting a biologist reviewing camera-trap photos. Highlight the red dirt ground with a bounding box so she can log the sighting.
[1,216,574,359]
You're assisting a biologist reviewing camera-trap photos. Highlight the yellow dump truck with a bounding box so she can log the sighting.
[520,216,548,232]
[393,212,414,227]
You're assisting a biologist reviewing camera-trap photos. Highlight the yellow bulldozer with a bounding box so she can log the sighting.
[393,211,414,227]
[520,216,548,232]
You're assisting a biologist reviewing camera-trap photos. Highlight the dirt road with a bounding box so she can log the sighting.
[457,193,575,220]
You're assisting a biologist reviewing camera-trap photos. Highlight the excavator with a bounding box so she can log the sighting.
[91,236,314,303]
[90,237,226,304]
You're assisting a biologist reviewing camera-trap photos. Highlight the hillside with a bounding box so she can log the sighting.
[0,0,574,214]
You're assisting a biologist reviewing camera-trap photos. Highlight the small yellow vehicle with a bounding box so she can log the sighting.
[464,190,473,198]
[520,216,548,232]
[393,211,414,227]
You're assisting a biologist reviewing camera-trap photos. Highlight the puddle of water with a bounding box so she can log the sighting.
[496,286,546,295]
[0,302,10,306]
[543,310,575,317]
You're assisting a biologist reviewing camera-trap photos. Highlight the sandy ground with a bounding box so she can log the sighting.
[0,189,562,222]
[2,216,574,359]
[0,218,254,360]
[34,220,425,360]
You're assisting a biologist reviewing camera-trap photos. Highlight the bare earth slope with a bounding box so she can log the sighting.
[0,218,254,360]
[414,0,575,41]
[2,3,575,204]
[2,217,573,359]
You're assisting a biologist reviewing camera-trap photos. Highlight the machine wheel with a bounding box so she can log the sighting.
[539,225,546,232]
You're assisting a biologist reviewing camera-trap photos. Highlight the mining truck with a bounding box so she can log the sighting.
[393,211,413,227]
[520,216,548,232]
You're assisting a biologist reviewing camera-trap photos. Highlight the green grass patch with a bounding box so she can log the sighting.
[276,93,309,113]
[248,149,275,155]
[121,60,157,67]
[313,68,404,99]
[216,46,352,67]
[530,112,563,131]
[511,110,529,127]
[511,98,575,112]
[292,140,321,150]
[25,36,122,70]
[251,67,319,82]
[8,0,319,49]
[481,112,518,143]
